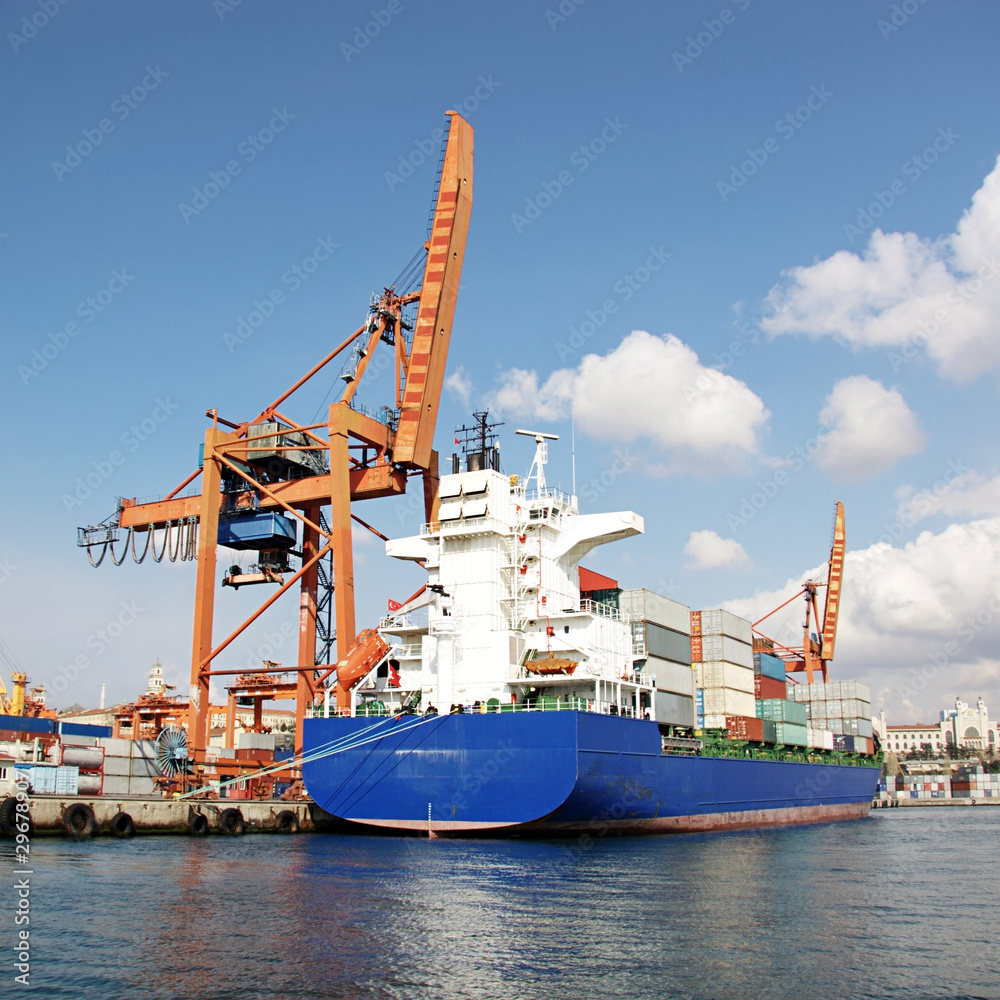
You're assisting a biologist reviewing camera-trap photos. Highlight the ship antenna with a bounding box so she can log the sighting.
[515,428,559,493]
[571,416,576,500]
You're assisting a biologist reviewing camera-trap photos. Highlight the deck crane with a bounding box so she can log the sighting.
[751,501,846,685]
[76,111,473,786]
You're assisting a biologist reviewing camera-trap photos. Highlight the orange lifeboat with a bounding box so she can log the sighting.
[335,629,390,691]
[525,655,578,676]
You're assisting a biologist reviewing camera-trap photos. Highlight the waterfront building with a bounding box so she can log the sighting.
[876,697,998,755]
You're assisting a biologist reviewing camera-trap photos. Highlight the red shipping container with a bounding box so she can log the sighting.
[754,675,786,700]
[691,635,703,662]
[726,715,764,741]
[690,611,702,636]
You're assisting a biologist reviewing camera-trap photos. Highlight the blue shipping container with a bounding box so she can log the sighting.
[217,512,296,550]
[753,652,787,682]
[59,722,112,738]
[0,714,54,735]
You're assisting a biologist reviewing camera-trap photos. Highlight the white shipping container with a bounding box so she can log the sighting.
[827,700,843,717]
[701,687,756,717]
[840,680,871,703]
[702,714,728,729]
[101,774,130,797]
[129,776,157,795]
[131,740,158,761]
[696,609,753,643]
[97,737,134,757]
[694,661,755,694]
[621,590,691,634]
[236,732,276,751]
[697,635,753,668]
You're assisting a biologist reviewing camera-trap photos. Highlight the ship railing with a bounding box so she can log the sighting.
[421,515,509,537]
[380,608,429,631]
[579,598,623,621]
[392,643,423,659]
[523,487,574,506]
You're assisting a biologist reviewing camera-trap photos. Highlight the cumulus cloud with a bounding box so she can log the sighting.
[684,530,750,569]
[723,516,1000,720]
[487,331,770,474]
[896,469,1000,525]
[815,375,924,480]
[761,155,1000,381]
[444,366,473,408]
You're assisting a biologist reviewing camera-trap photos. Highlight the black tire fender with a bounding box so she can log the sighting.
[62,803,97,839]
[110,811,135,839]
[188,811,209,837]
[220,807,246,836]
[0,797,18,838]
[275,809,299,834]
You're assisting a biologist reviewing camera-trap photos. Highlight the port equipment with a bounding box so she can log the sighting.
[76,112,473,788]
[751,501,846,685]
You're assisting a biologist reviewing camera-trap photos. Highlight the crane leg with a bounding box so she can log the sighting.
[296,507,320,753]
[329,404,356,712]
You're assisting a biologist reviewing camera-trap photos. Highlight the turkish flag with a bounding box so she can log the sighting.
[387,598,403,612]
[454,437,460,444]
[388,663,401,687]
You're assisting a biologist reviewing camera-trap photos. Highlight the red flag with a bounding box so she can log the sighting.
[387,598,402,612]
[454,437,460,444]
[388,663,401,687]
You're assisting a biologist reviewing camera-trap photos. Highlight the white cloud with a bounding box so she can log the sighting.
[723,516,1000,721]
[761,155,1000,381]
[683,530,750,569]
[487,331,770,474]
[444,366,473,409]
[896,469,1000,526]
[815,375,924,480]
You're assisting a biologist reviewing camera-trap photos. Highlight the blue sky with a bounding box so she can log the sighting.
[2,0,999,721]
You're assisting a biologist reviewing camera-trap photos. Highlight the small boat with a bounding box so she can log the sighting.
[525,656,578,676]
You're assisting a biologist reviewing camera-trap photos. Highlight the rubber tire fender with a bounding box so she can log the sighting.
[188,811,209,837]
[62,803,97,839]
[110,811,135,839]
[0,797,17,838]
[275,809,299,834]
[220,807,246,836]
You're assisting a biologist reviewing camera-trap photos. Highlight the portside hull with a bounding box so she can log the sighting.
[302,712,880,837]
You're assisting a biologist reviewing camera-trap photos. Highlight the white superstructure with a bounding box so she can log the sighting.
[373,438,654,717]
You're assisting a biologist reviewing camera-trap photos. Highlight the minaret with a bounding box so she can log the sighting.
[100,683,106,710]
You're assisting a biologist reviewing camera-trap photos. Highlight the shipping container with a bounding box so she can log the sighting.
[772,722,808,747]
[97,737,134,757]
[645,657,694,697]
[59,721,112,738]
[101,774,130,797]
[695,660,755,693]
[701,687,756,718]
[725,715,764,741]
[857,718,874,739]
[753,652,787,682]
[129,776,157,796]
[620,589,690,634]
[754,675,787,701]
[756,699,807,725]
[102,755,131,776]
[701,713,728,729]
[693,609,753,643]
[654,690,695,727]
[236,731,276,751]
[634,622,691,664]
[694,634,752,667]
[761,719,777,743]
[0,714,54,735]
[833,734,855,752]
[54,765,80,795]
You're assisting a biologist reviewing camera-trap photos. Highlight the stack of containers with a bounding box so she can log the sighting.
[952,766,1000,798]
[786,680,874,741]
[691,609,755,729]
[899,774,952,799]
[622,589,695,727]
[756,697,809,746]
[753,651,788,701]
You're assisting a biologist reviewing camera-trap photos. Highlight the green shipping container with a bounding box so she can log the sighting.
[756,698,807,725]
[773,722,809,746]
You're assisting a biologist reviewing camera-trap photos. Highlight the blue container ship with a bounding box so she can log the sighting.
[303,426,880,836]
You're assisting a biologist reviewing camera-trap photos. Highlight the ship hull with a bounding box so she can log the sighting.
[302,711,880,836]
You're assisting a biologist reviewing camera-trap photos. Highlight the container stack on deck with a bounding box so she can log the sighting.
[691,610,756,729]
[622,589,695,728]
[786,681,874,754]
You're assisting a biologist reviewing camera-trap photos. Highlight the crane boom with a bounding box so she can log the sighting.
[393,111,473,469]
[820,500,845,662]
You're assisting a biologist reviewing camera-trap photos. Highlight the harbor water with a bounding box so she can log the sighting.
[9,807,998,1000]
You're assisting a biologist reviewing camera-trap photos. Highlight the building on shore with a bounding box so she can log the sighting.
[875,697,997,756]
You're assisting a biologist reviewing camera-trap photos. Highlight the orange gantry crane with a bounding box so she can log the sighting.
[752,501,846,684]
[78,112,473,784]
